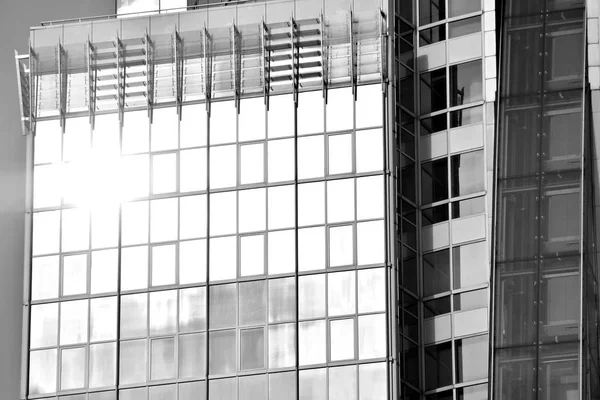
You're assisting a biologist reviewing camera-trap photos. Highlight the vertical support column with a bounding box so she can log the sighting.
[146,33,155,124]
[232,24,241,113]
[58,43,67,133]
[380,9,388,94]
[291,17,298,106]
[262,20,271,110]
[349,9,357,100]
[321,12,328,104]
[88,40,97,130]
[175,31,184,120]
[117,37,126,128]
[30,47,39,136]
[204,27,212,116]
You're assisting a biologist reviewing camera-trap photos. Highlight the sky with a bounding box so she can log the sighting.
[0,2,115,399]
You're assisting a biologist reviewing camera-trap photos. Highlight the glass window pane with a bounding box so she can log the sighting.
[122,201,149,246]
[358,268,386,313]
[420,0,445,25]
[359,363,387,400]
[330,319,355,361]
[122,154,150,199]
[448,0,481,17]
[151,108,178,151]
[121,293,148,339]
[420,68,447,115]
[210,191,237,236]
[330,225,354,267]
[210,284,237,329]
[120,339,147,385]
[328,271,356,316]
[240,144,265,185]
[180,148,207,192]
[240,328,265,370]
[299,182,325,226]
[180,381,207,400]
[210,101,237,145]
[179,239,207,284]
[356,129,384,173]
[268,230,295,275]
[450,60,483,107]
[326,87,354,132]
[423,249,451,297]
[209,377,237,400]
[421,114,448,136]
[358,314,386,359]
[89,343,116,388]
[150,290,177,335]
[269,371,297,399]
[179,333,206,378]
[329,365,357,400]
[268,185,295,230]
[268,139,294,183]
[62,208,90,252]
[357,176,384,220]
[300,368,327,400]
[152,244,176,286]
[422,158,448,205]
[451,150,485,197]
[151,198,178,243]
[149,385,176,400]
[29,349,57,395]
[60,300,88,345]
[456,335,489,383]
[239,97,266,142]
[209,236,237,281]
[120,387,147,400]
[180,195,207,240]
[121,246,149,291]
[239,188,266,233]
[299,320,326,365]
[91,297,117,342]
[298,135,325,179]
[210,145,237,189]
[299,227,326,272]
[425,342,453,390]
[152,153,177,194]
[32,256,59,300]
[298,91,324,135]
[240,235,265,277]
[457,383,487,400]
[151,337,176,380]
[356,85,383,129]
[357,221,385,265]
[269,277,296,322]
[91,249,118,294]
[33,164,60,208]
[180,104,207,148]
[327,179,355,223]
[268,323,295,368]
[209,330,236,375]
[239,280,267,326]
[449,16,481,39]
[34,121,61,164]
[61,347,86,390]
[420,25,446,46]
[454,288,487,311]
[299,274,326,319]
[239,374,267,400]
[30,303,58,348]
[91,205,119,249]
[329,133,353,175]
[180,286,206,332]
[453,241,487,289]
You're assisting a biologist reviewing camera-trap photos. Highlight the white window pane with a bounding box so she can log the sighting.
[62,208,90,252]
[268,185,295,230]
[180,104,207,148]
[239,188,266,233]
[180,381,207,400]
[299,274,326,319]
[210,145,237,189]
[241,234,265,277]
[33,164,61,208]
[151,108,178,152]
[34,120,61,165]
[239,97,266,142]
[270,371,296,399]
[121,294,148,339]
[239,374,267,400]
[30,303,58,348]
[240,327,265,370]
[356,85,383,129]
[208,330,236,375]
[29,349,57,395]
[151,337,176,380]
[328,134,353,175]
[358,268,386,313]
[269,277,296,323]
[90,297,117,342]
[209,236,237,281]
[151,198,178,242]
[330,319,355,361]
[121,154,150,199]
[268,323,295,368]
[33,211,60,256]
[60,299,88,345]
[300,368,327,400]
[330,225,354,267]
[91,249,118,294]
[150,385,176,400]
[122,201,149,246]
[358,314,386,359]
[210,101,236,145]
[91,205,119,249]
[93,115,120,158]
[326,87,354,132]
[152,153,177,194]
[61,347,86,390]
[239,280,267,326]
[298,91,324,135]
[298,135,325,179]
[268,139,294,183]
[179,333,206,378]
[328,271,356,316]
[180,287,207,332]
[120,339,147,385]
[122,111,149,155]
[327,179,355,223]
[151,244,176,286]
[179,239,207,284]
[150,290,177,335]
[63,254,87,296]
[357,176,384,220]
[180,195,207,240]
[357,221,385,265]
[121,246,148,291]
[121,387,147,400]
[356,129,384,173]
[299,182,325,226]
[210,191,237,236]
[61,121,89,158]
[299,320,326,366]
[89,343,116,388]
[32,256,59,300]
[209,377,237,399]
[329,366,357,400]
[180,148,207,192]
[358,363,387,400]
[268,230,295,275]
[299,226,326,272]
[241,144,265,184]
[268,94,294,138]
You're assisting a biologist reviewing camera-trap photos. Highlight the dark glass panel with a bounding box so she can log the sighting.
[505,0,545,17]
[452,196,485,219]
[498,105,540,179]
[502,25,543,98]
[448,16,481,39]
[454,289,487,311]
[450,105,483,128]
[494,346,536,400]
[419,25,446,46]
[424,296,451,318]
[419,0,445,26]
[423,249,450,297]
[422,158,448,205]
[449,60,483,107]
[542,101,582,173]
[451,150,485,197]
[421,113,447,135]
[544,21,584,92]
[402,248,419,295]
[448,0,481,18]
[423,204,449,226]
[401,129,416,159]
[420,68,447,115]
[457,383,488,400]
[402,218,417,250]
[402,164,417,203]
[401,74,416,113]
[455,335,489,383]
[426,391,453,400]
[539,343,579,399]
[424,341,453,390]
[402,340,420,387]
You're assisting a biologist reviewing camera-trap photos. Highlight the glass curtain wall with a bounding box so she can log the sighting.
[493,0,587,398]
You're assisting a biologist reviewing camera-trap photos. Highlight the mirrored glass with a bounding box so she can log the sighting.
[453,241,487,289]
[299,182,325,226]
[33,211,60,256]
[121,293,148,339]
[300,368,327,400]
[121,154,150,199]
[329,365,357,400]
[356,85,383,129]
[268,230,295,275]
[91,249,118,294]
[241,328,265,370]
[210,145,237,189]
[269,277,296,322]
[209,330,236,375]
[299,274,326,319]
[239,280,267,326]
[179,239,207,284]
[180,148,207,192]
[239,97,266,142]
[61,347,85,390]
[298,91,324,135]
[151,244,176,286]
[121,246,149,291]
[456,335,488,383]
[330,319,355,361]
[326,88,354,132]
[122,201,149,246]
[151,198,178,243]
[60,300,88,345]
[358,314,386,359]
[30,303,58,348]
[150,290,177,335]
[240,144,265,185]
[151,108,178,152]
[330,225,354,267]
[268,323,295,368]
[33,164,61,209]
[240,234,265,277]
[268,185,295,230]
[120,339,147,385]
[268,94,294,139]
[328,271,356,316]
[298,135,325,179]
[329,134,353,175]
[454,288,487,311]
[179,333,206,378]
[31,256,59,301]
[357,221,385,265]
[29,349,57,395]
[356,129,384,173]
[268,139,295,183]
[180,195,207,240]
[209,236,237,281]
[91,205,119,249]
[149,384,176,400]
[152,153,177,194]
[298,226,326,272]
[151,337,176,380]
[327,179,355,223]
[239,374,267,400]
[91,297,117,342]
[34,121,61,165]
[210,101,237,145]
[210,284,237,329]
[62,208,90,252]
[180,104,207,148]
[210,191,237,236]
[448,0,481,17]
[357,176,384,220]
[179,286,206,332]
[358,268,386,313]
[179,381,206,400]
[239,188,266,233]
[299,320,326,365]
[89,342,116,388]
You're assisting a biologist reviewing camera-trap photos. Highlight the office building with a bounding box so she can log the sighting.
[13,0,600,399]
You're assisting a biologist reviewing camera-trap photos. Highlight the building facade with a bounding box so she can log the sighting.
[13,0,600,399]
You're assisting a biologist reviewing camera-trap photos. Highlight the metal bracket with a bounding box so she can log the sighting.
[379,8,388,93]
[88,39,97,129]
[58,43,68,133]
[117,37,126,128]
[15,51,32,136]
[146,33,155,124]
[291,17,299,107]
[232,23,242,113]
[175,31,184,120]
[203,27,213,117]
[350,9,358,101]
[320,12,329,104]
[262,20,271,110]
[30,47,39,136]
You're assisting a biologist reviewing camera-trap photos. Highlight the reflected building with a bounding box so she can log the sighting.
[12,0,600,399]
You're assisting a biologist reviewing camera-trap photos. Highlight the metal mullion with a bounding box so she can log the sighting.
[204,89,211,400]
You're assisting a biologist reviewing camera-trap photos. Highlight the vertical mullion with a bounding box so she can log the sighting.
[204,101,211,400]
[115,113,125,399]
